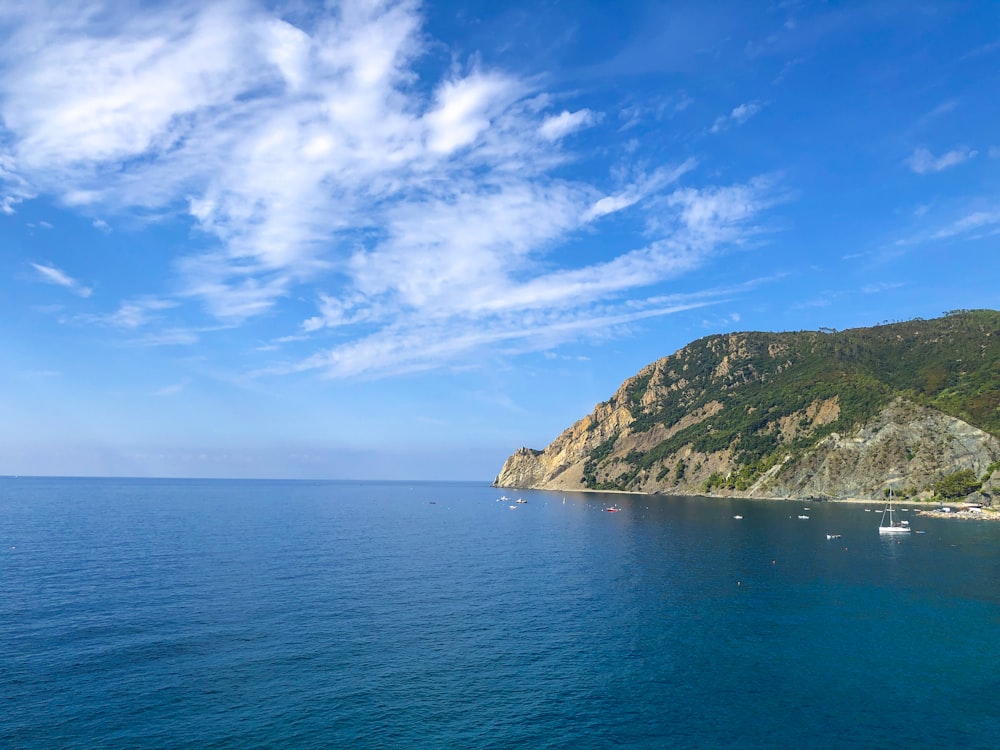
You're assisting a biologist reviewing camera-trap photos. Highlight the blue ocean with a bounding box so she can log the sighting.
[2,477,999,749]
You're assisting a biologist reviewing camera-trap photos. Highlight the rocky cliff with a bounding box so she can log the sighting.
[495,311,1000,501]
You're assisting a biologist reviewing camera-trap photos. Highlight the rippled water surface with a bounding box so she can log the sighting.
[3,477,999,748]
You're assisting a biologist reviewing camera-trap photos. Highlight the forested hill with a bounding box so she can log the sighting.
[495,310,1000,502]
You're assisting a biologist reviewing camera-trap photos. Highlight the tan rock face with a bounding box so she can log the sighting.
[496,314,1000,500]
[763,400,1000,499]
[495,396,1000,499]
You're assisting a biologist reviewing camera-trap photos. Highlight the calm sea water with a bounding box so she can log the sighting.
[2,477,999,749]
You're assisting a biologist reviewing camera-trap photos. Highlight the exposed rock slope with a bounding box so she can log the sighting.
[495,311,1000,500]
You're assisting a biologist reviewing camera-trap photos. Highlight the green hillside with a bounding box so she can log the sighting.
[583,310,1000,491]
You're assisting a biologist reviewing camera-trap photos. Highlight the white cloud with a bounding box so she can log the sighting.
[424,72,521,154]
[1,0,782,377]
[347,179,590,315]
[538,109,597,141]
[666,177,776,245]
[30,262,92,297]
[930,209,1000,240]
[584,193,639,220]
[2,2,260,174]
[906,146,977,174]
[730,101,762,124]
[103,297,176,329]
[582,159,696,221]
[275,297,721,380]
[0,152,34,212]
[289,175,776,378]
[894,204,1000,247]
[92,218,111,233]
[711,100,763,133]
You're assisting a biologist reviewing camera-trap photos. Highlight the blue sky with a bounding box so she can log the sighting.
[1,0,997,480]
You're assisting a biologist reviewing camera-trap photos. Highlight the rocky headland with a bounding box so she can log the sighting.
[495,311,1000,506]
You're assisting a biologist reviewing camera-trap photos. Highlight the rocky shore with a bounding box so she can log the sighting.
[917,505,1000,520]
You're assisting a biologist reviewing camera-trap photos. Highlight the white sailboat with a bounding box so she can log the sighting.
[878,487,911,535]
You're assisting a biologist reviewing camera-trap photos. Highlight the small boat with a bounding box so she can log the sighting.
[605,507,621,513]
[733,515,743,520]
[826,533,842,540]
[798,515,809,519]
[878,487,911,535]
[516,498,527,504]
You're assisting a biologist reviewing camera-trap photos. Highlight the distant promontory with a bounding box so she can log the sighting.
[495,310,1000,505]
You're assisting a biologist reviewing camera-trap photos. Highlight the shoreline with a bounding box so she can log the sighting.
[496,484,999,518]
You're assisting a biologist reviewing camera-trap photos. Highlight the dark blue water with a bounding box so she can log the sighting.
[3,478,999,749]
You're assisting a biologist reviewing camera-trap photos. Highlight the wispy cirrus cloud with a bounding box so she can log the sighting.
[285,175,778,379]
[30,262,92,297]
[1,152,33,213]
[1,0,782,379]
[275,298,721,380]
[906,146,977,174]
[893,203,1000,249]
[710,100,764,133]
[929,209,1000,241]
[89,297,176,329]
[582,160,696,221]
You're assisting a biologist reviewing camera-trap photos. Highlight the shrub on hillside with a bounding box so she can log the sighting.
[933,469,982,500]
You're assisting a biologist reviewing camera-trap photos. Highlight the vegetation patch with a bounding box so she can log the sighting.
[933,469,983,500]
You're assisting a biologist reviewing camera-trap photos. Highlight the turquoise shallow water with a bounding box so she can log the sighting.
[2,477,999,748]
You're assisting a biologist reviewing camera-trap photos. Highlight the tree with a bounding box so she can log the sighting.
[933,469,982,499]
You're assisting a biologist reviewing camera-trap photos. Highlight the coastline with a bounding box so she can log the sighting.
[498,484,1000,519]
[916,507,1000,520]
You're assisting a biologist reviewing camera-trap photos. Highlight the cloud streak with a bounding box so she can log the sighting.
[538,109,599,141]
[30,262,92,297]
[710,100,763,133]
[906,146,977,174]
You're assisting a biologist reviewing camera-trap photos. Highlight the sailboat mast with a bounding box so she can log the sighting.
[880,486,894,528]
